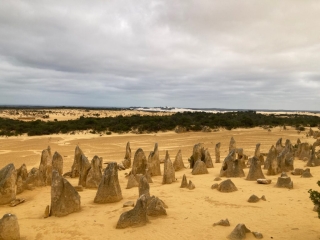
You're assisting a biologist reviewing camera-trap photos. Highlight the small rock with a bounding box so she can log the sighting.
[248,195,260,203]
[228,223,251,240]
[211,183,219,189]
[214,177,222,181]
[180,174,188,188]
[188,180,195,190]
[44,205,50,218]
[123,201,135,207]
[74,185,84,192]
[0,213,20,240]
[257,179,272,184]
[252,231,263,239]
[213,218,230,226]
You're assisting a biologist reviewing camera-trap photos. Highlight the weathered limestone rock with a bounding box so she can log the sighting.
[162,151,176,184]
[215,142,221,163]
[276,138,284,153]
[126,173,139,189]
[220,150,245,178]
[78,154,91,187]
[191,143,204,168]
[0,213,20,240]
[291,168,304,175]
[16,164,28,194]
[173,149,185,171]
[278,139,294,172]
[246,156,265,181]
[132,148,148,175]
[86,156,102,188]
[44,205,50,218]
[94,162,123,203]
[123,201,135,207]
[188,180,195,190]
[39,146,52,185]
[236,148,247,169]
[218,179,238,193]
[301,168,313,178]
[204,148,214,168]
[265,145,280,175]
[139,175,150,198]
[298,143,311,160]
[74,185,83,192]
[148,143,161,176]
[275,172,293,189]
[211,183,219,189]
[122,142,131,169]
[214,177,222,181]
[71,146,83,178]
[213,218,230,226]
[228,223,251,240]
[248,195,266,203]
[50,170,81,217]
[307,149,320,167]
[26,167,42,187]
[116,195,149,229]
[257,179,271,184]
[0,164,16,205]
[192,160,209,175]
[52,151,63,175]
[147,196,167,216]
[252,232,263,239]
[229,137,236,153]
[180,174,188,188]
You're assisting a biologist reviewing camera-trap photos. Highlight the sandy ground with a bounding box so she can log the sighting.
[0,126,320,240]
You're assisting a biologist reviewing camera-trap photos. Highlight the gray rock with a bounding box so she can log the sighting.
[139,175,150,198]
[86,156,102,188]
[228,223,251,240]
[192,160,209,175]
[173,149,185,171]
[147,196,167,216]
[94,162,123,203]
[180,174,188,188]
[213,218,230,226]
[52,151,63,176]
[188,180,195,190]
[0,164,16,205]
[78,154,91,187]
[71,145,84,178]
[116,195,149,229]
[246,156,265,181]
[247,194,260,203]
[275,172,293,189]
[220,150,245,178]
[162,151,176,184]
[0,213,20,240]
[148,143,161,176]
[122,142,132,169]
[301,168,313,178]
[215,142,221,163]
[132,148,148,175]
[264,145,278,173]
[229,137,236,153]
[26,167,42,187]
[39,146,51,185]
[50,170,81,217]
[217,179,237,193]
[16,164,28,194]
[204,148,214,168]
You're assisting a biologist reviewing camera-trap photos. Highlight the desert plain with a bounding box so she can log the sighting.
[0,109,319,240]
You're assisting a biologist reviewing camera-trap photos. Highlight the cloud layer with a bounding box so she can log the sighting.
[1,0,320,110]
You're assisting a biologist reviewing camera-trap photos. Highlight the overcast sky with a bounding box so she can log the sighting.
[0,1,319,110]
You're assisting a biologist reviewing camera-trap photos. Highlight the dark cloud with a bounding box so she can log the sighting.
[0,0,319,110]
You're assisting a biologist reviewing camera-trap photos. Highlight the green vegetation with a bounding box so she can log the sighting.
[308,181,320,218]
[0,111,319,136]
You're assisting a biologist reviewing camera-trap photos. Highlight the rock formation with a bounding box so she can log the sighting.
[126,173,139,189]
[247,195,266,203]
[189,143,213,168]
[52,151,63,175]
[122,142,131,169]
[0,213,20,240]
[147,196,167,216]
[220,150,245,178]
[257,179,272,184]
[213,218,230,226]
[70,145,84,178]
[139,175,150,198]
[298,142,311,160]
[94,162,123,203]
[228,224,251,240]
[78,154,91,187]
[203,148,214,168]
[277,139,294,172]
[306,149,320,167]
[116,195,149,229]
[229,137,236,152]
[301,168,313,178]
[16,164,28,194]
[26,167,42,187]
[188,180,195,190]
[275,172,293,189]
[147,143,161,176]
[265,145,280,175]
[0,164,16,205]
[215,142,221,163]
[162,151,176,184]
[39,146,52,185]
[192,160,209,175]
[173,149,185,171]
[217,179,238,193]
[50,170,81,217]
[132,148,148,175]
[246,156,265,181]
[276,138,284,153]
[291,168,304,175]
[86,156,102,188]
[180,174,188,188]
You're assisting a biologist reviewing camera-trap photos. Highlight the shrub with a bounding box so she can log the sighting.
[308,181,320,218]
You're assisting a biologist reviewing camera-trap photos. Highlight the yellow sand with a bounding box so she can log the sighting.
[0,126,319,239]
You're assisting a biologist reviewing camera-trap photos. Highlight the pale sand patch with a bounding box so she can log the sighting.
[0,127,319,239]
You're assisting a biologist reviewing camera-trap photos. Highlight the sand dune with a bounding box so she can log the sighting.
[0,127,320,239]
